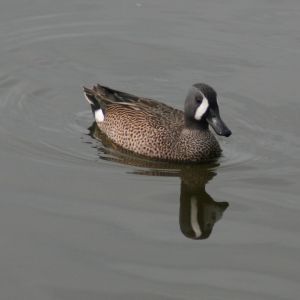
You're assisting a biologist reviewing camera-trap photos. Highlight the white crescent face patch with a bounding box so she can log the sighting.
[194,95,209,121]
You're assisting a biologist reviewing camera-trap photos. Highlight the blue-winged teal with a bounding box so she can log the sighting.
[83,83,231,162]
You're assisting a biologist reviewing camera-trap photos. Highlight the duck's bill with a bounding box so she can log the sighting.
[206,111,232,137]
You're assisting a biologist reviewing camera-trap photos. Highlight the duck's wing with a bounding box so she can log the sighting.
[83,84,184,124]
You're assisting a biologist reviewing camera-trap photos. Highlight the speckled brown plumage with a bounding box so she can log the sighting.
[84,83,231,162]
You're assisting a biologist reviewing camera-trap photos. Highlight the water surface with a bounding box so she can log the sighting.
[0,0,300,299]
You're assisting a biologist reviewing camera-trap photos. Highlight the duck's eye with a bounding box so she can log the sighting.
[195,95,203,103]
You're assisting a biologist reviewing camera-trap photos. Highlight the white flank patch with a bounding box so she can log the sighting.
[190,197,201,238]
[194,96,209,120]
[84,93,93,105]
[95,109,105,122]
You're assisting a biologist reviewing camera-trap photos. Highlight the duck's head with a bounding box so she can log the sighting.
[184,83,232,137]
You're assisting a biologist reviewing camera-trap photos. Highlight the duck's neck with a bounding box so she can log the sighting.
[184,116,209,130]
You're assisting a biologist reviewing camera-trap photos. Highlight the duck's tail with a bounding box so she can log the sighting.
[83,86,101,113]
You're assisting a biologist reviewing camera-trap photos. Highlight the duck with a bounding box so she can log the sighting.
[83,83,231,162]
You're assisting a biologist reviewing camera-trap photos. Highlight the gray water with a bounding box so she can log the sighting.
[0,0,300,299]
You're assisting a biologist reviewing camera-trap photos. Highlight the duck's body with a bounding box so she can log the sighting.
[84,83,231,162]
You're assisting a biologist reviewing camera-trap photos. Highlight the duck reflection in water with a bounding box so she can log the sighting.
[88,123,229,240]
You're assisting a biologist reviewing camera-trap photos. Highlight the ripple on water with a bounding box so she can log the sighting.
[0,71,270,173]
[0,14,98,166]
